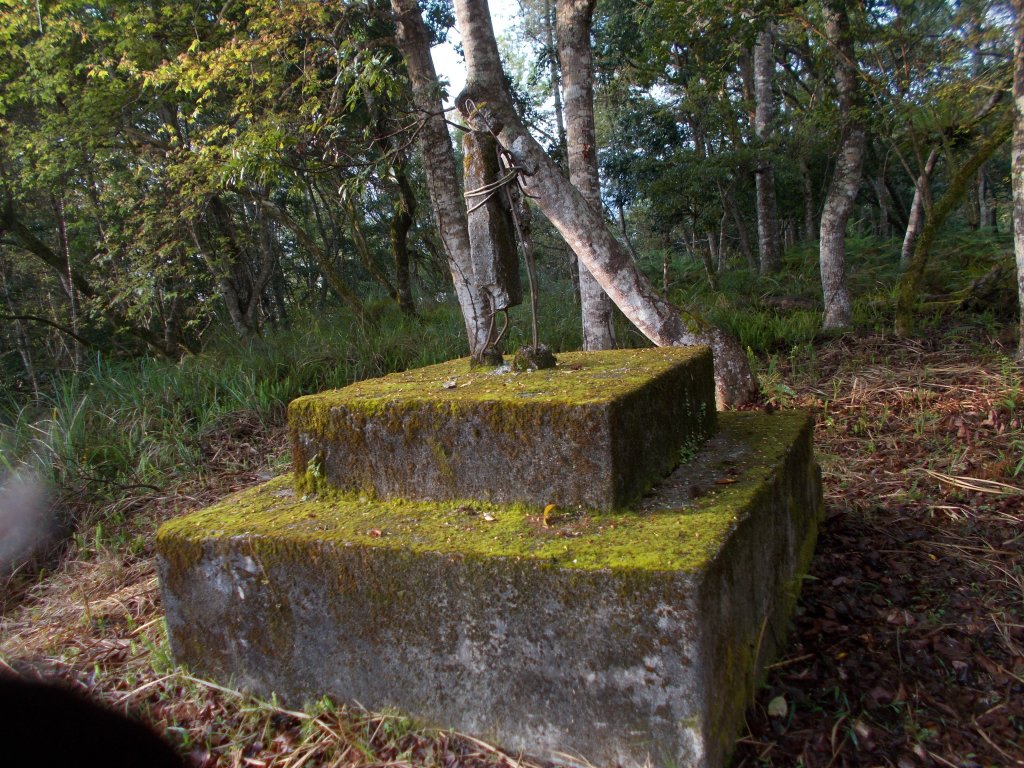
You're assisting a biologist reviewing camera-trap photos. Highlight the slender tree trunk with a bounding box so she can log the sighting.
[391,167,417,316]
[702,232,720,291]
[453,0,758,406]
[752,26,780,274]
[965,177,982,230]
[557,0,616,350]
[0,260,38,394]
[550,0,580,309]
[391,0,490,355]
[54,195,81,368]
[249,204,277,329]
[187,220,254,339]
[1013,0,1024,358]
[900,148,939,267]
[346,197,400,301]
[978,168,992,229]
[720,182,756,270]
[365,88,418,316]
[874,171,890,238]
[545,0,567,162]
[800,156,817,242]
[819,1,865,330]
[616,201,639,261]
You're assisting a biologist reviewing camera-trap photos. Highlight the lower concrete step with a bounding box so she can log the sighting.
[157,411,822,768]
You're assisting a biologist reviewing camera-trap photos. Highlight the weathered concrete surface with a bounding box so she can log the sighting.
[289,348,716,512]
[158,411,822,768]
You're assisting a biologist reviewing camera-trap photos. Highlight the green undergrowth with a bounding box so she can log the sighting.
[0,304,470,498]
[666,229,1015,352]
[294,347,707,408]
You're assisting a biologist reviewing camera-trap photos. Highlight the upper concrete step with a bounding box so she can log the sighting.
[288,347,716,511]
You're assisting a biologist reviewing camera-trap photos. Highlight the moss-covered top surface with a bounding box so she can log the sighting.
[160,411,812,574]
[289,347,708,413]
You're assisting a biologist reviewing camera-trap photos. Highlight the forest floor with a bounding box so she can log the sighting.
[1,327,1023,768]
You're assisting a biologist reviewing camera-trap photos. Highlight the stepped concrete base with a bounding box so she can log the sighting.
[288,347,716,511]
[158,411,822,768]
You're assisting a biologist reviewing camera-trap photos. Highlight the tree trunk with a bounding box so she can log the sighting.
[895,117,1012,336]
[462,130,522,316]
[720,182,756,271]
[616,201,640,261]
[557,0,616,350]
[391,0,491,355]
[54,194,81,368]
[702,232,720,291]
[752,26,780,275]
[1013,0,1024,358]
[800,156,817,242]
[900,148,939,267]
[873,171,890,238]
[0,259,39,394]
[365,88,418,316]
[819,1,866,331]
[453,0,757,406]
[545,0,567,163]
[391,166,417,316]
[965,176,982,230]
[978,167,995,229]
[187,217,254,340]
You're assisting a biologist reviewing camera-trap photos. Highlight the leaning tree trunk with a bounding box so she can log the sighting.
[895,117,1012,336]
[390,0,491,355]
[453,0,758,407]
[557,0,616,350]
[819,0,866,331]
[1012,0,1024,358]
[752,26,780,275]
[900,148,939,267]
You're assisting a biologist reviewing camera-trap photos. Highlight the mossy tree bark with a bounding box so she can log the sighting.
[895,117,1012,337]
[452,0,758,407]
[390,0,491,355]
[557,0,616,350]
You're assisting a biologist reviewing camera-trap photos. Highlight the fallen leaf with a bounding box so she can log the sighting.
[368,528,382,538]
[767,695,788,718]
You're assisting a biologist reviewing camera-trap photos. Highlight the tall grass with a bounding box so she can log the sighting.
[0,302,472,500]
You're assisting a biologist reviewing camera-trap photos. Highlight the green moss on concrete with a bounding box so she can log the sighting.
[288,347,709,432]
[287,347,717,510]
[160,411,811,575]
[288,348,712,471]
